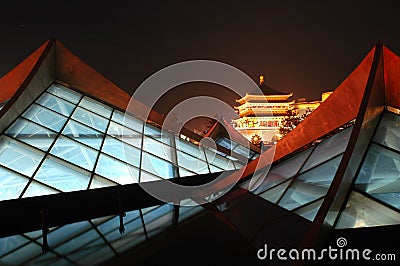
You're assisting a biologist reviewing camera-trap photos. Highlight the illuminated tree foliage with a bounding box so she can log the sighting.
[279,108,312,137]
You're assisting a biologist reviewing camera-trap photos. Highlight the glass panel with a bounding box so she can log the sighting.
[301,126,352,173]
[355,144,400,210]
[22,104,67,132]
[336,191,400,228]
[79,96,112,118]
[95,154,139,184]
[216,137,233,150]
[47,83,82,104]
[259,179,292,203]
[143,204,174,238]
[207,154,235,171]
[252,147,314,194]
[97,216,119,236]
[0,167,29,201]
[34,156,91,192]
[233,160,246,169]
[68,244,114,266]
[25,252,61,266]
[144,124,172,145]
[294,198,324,222]
[176,138,207,160]
[62,120,104,149]
[55,229,102,255]
[105,217,145,253]
[209,164,223,173]
[48,221,92,248]
[107,121,142,148]
[24,230,43,240]
[0,235,29,257]
[178,167,197,177]
[141,152,175,179]
[36,92,75,116]
[50,136,98,171]
[143,136,174,162]
[5,118,57,151]
[0,136,44,176]
[72,107,108,132]
[0,242,42,265]
[140,170,163,182]
[278,155,342,210]
[112,110,143,132]
[89,175,118,189]
[22,181,59,198]
[373,111,400,151]
[232,144,255,159]
[177,151,209,174]
[102,136,141,167]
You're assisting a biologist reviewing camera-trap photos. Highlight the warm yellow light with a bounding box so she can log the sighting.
[259,75,264,85]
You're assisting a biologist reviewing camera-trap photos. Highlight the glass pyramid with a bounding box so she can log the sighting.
[336,110,400,228]
[241,124,354,221]
[0,82,249,202]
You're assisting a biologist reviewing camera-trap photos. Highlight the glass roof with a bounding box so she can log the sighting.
[242,124,354,222]
[0,82,249,201]
[0,203,203,265]
[336,110,400,228]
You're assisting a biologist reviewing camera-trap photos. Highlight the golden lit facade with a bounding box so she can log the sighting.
[232,76,332,145]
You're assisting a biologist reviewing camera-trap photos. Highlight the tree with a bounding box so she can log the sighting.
[279,108,312,137]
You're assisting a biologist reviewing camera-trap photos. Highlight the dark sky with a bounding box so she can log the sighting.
[1,1,399,129]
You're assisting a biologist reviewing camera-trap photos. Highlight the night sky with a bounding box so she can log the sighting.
[1,1,399,129]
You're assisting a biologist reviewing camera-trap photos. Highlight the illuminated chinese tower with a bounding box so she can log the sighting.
[232,75,294,146]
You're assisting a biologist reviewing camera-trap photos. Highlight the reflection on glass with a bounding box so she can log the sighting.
[293,198,324,221]
[79,96,112,119]
[143,204,174,238]
[112,110,143,132]
[178,167,197,177]
[95,154,139,184]
[36,92,75,116]
[50,136,98,171]
[90,175,118,189]
[0,241,42,265]
[47,84,82,104]
[278,155,342,210]
[0,235,29,257]
[0,167,29,201]
[23,104,67,132]
[373,111,400,151]
[102,137,141,167]
[34,156,91,192]
[177,151,209,175]
[143,136,174,162]
[301,126,352,173]
[107,121,142,148]
[259,179,292,204]
[355,144,400,210]
[22,181,59,198]
[141,152,175,179]
[144,124,172,145]
[0,136,44,176]
[6,118,57,151]
[252,148,314,195]
[175,138,206,160]
[72,107,108,132]
[336,191,400,228]
[62,120,104,150]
